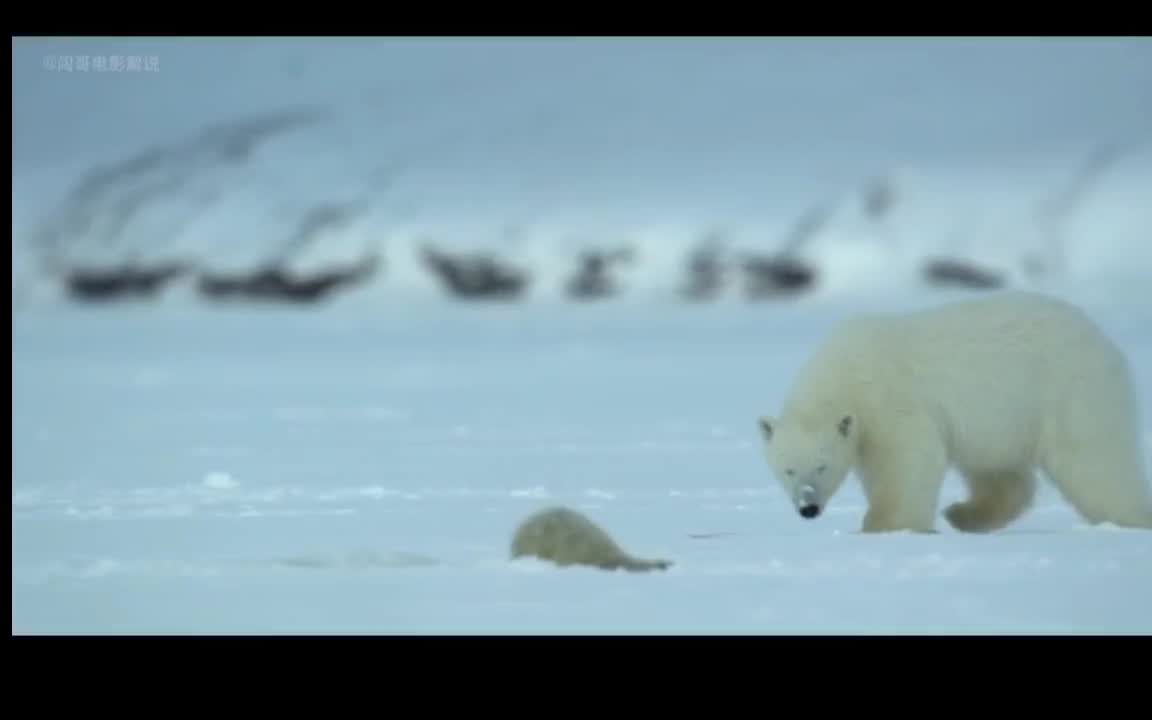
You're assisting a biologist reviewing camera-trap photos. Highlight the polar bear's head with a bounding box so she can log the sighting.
[757,414,856,520]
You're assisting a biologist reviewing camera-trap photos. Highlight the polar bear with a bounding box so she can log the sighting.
[756,292,1152,533]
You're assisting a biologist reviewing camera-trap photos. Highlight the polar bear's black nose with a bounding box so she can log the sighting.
[799,504,821,519]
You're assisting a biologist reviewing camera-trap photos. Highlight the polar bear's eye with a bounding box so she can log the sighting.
[785,469,795,477]
[817,464,827,474]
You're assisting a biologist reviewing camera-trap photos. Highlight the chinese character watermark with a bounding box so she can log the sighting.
[43,54,160,73]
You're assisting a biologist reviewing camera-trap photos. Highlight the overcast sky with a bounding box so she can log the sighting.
[12,37,1152,244]
[14,37,1152,163]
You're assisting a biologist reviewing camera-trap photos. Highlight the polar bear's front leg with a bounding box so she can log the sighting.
[858,429,947,533]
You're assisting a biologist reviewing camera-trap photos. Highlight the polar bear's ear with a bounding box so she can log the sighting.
[838,415,854,438]
[758,416,774,442]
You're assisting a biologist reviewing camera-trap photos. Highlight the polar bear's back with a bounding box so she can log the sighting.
[797,292,1134,473]
[787,293,1107,401]
[892,292,1125,382]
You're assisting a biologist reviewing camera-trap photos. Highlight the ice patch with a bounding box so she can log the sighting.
[130,369,169,389]
[510,487,550,498]
[220,507,357,518]
[584,489,616,499]
[12,557,227,583]
[361,407,410,422]
[270,406,412,423]
[276,555,333,569]
[202,472,237,490]
[137,504,196,518]
[11,489,42,507]
[65,505,116,519]
[274,551,439,570]
[359,486,401,499]
[272,407,325,422]
[191,445,251,459]
[80,558,127,577]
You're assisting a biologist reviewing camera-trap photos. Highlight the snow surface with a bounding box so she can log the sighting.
[11,294,1152,634]
[11,37,1152,634]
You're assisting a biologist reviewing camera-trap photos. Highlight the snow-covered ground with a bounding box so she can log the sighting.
[11,293,1152,634]
[11,37,1152,634]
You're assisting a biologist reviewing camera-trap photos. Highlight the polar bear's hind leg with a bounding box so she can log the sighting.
[1039,379,1152,529]
[945,469,1036,533]
[1041,438,1152,529]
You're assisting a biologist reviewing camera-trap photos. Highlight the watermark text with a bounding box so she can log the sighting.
[44,54,160,72]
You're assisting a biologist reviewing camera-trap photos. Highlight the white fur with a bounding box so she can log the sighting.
[758,292,1152,533]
